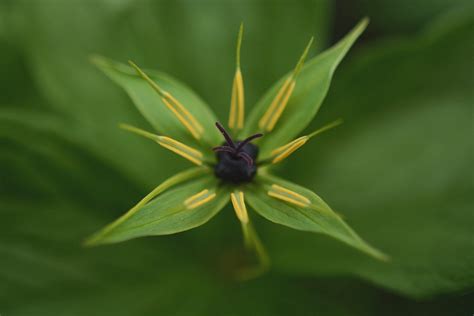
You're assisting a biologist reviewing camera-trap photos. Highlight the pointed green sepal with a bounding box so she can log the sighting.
[85,169,228,245]
[245,172,388,261]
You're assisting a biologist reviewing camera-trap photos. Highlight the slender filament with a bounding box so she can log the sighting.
[229,23,245,130]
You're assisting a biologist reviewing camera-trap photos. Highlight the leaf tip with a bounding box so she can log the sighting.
[82,234,101,247]
[128,59,140,71]
[367,246,390,262]
[118,122,131,130]
[359,17,370,31]
[293,36,314,77]
[89,54,108,68]
[375,251,390,262]
[236,22,244,68]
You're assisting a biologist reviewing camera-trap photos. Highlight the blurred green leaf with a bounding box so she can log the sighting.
[243,19,367,157]
[268,7,474,297]
[1,0,473,313]
[1,118,472,315]
[246,173,387,260]
[341,0,472,36]
[5,0,331,187]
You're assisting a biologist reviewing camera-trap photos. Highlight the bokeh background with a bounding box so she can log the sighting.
[1,0,473,315]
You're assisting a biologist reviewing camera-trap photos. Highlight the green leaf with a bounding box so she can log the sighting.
[92,56,222,150]
[271,7,474,297]
[4,0,474,309]
[86,172,229,245]
[8,0,332,187]
[245,173,387,261]
[242,18,368,156]
[2,115,473,316]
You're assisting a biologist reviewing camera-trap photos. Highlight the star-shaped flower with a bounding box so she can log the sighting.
[86,19,387,276]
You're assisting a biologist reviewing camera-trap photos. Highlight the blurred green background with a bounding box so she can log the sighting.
[1,0,473,315]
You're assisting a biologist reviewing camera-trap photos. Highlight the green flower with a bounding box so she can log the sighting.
[86,19,388,276]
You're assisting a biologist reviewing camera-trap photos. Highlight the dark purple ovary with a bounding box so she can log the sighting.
[213,122,262,184]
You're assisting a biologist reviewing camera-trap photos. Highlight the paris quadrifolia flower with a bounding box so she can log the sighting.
[86,18,388,278]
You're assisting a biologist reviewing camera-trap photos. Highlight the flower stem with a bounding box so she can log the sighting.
[235,220,270,280]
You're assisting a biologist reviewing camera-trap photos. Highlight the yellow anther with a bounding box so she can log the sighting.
[158,136,203,166]
[266,80,295,131]
[271,136,308,164]
[269,119,343,164]
[161,93,202,139]
[128,61,203,140]
[229,23,245,131]
[258,77,294,132]
[184,189,216,209]
[258,37,313,132]
[229,69,245,130]
[268,184,310,208]
[119,124,204,166]
[230,191,249,224]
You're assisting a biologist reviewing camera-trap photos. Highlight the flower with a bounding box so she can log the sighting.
[86,19,387,276]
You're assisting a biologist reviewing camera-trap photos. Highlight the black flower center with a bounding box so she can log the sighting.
[213,122,263,184]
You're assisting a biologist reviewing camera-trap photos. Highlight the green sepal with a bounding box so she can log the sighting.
[91,56,222,149]
[242,18,368,156]
[245,172,388,261]
[85,169,229,245]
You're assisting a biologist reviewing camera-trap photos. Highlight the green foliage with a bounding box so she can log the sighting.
[92,56,222,149]
[1,0,473,314]
[275,6,474,297]
[87,19,384,265]
[247,173,387,260]
[243,18,368,156]
[88,173,229,244]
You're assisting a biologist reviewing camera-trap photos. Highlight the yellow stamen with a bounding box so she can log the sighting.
[229,24,245,131]
[229,69,245,130]
[230,191,249,224]
[265,80,296,131]
[161,96,201,139]
[184,189,216,209]
[268,184,310,208]
[158,136,203,166]
[119,124,204,166]
[128,61,203,140]
[258,37,313,132]
[270,119,343,164]
[271,137,308,164]
[164,92,204,134]
[119,123,160,142]
[258,77,293,132]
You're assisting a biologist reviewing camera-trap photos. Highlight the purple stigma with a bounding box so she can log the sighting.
[214,122,263,166]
